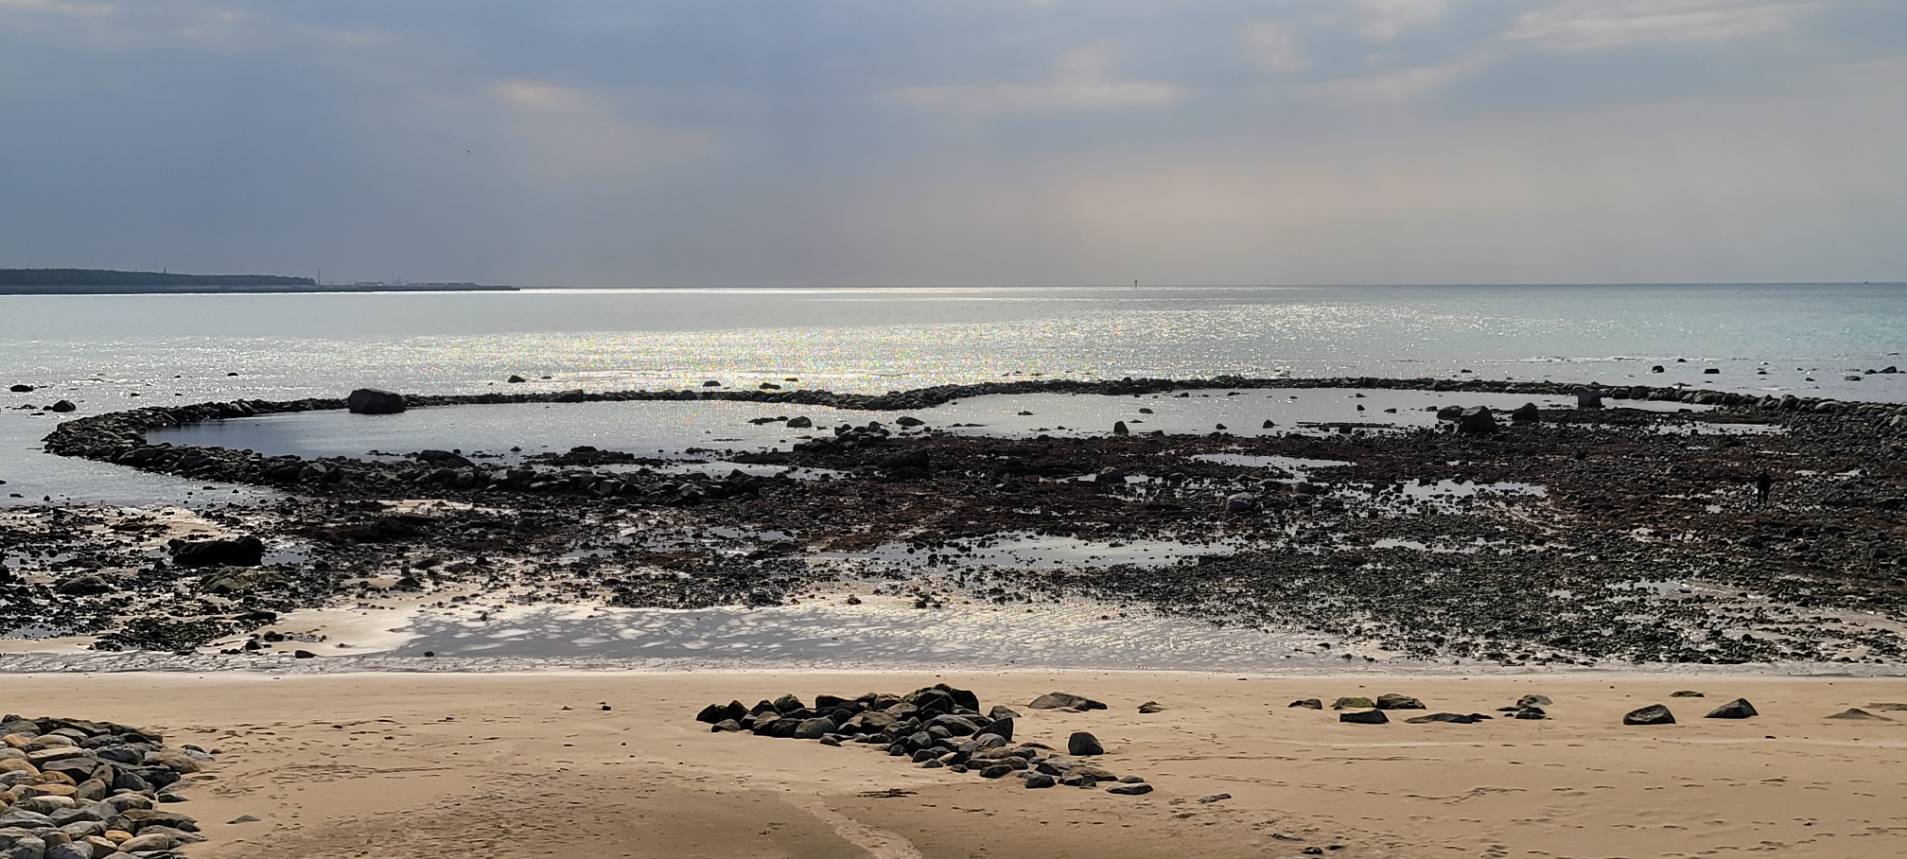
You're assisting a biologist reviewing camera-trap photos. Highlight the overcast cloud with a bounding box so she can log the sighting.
[1,0,1902,286]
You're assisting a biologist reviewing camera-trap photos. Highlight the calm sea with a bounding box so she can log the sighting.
[3,283,1903,505]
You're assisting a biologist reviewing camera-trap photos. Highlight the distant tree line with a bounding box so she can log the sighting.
[0,268,315,287]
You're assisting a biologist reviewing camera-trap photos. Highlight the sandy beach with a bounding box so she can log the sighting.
[5,670,1902,858]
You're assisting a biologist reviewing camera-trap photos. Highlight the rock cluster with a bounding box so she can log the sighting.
[696,686,1152,794]
[0,714,213,858]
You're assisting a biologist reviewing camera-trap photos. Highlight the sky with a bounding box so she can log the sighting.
[1,0,1904,287]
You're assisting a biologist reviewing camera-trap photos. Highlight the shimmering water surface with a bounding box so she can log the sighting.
[3,284,1904,505]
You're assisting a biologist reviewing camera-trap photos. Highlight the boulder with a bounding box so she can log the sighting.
[1029,692,1105,711]
[1455,406,1497,436]
[1623,704,1675,726]
[794,718,836,740]
[1704,698,1757,719]
[1067,732,1104,756]
[1405,713,1478,724]
[785,416,813,429]
[1106,782,1153,795]
[48,400,77,413]
[53,574,115,596]
[1375,693,1425,710]
[168,537,264,568]
[1576,390,1604,409]
[1224,493,1258,513]
[345,388,406,415]
[1509,402,1540,424]
[696,701,747,724]
[1339,710,1388,725]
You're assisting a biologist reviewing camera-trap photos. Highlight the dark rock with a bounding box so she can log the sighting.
[168,536,265,568]
[925,714,981,737]
[1510,402,1540,424]
[1375,693,1425,710]
[1623,704,1675,726]
[48,399,77,413]
[1456,406,1497,436]
[345,388,406,415]
[1405,712,1477,724]
[1288,699,1323,709]
[1339,710,1388,725]
[1029,692,1105,711]
[1669,690,1704,698]
[786,416,813,428]
[55,573,115,596]
[1106,782,1153,795]
[1067,732,1104,756]
[1704,698,1758,719]
[506,375,527,383]
[928,684,981,711]
[794,717,837,739]
[1330,697,1374,710]
[1024,774,1056,789]
[696,701,748,724]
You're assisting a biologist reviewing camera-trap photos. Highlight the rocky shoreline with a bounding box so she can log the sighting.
[6,376,1906,667]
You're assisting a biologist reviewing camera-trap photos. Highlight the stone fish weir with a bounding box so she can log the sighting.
[39,375,1907,503]
[0,715,214,858]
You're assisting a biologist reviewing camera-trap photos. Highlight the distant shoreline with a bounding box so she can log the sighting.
[0,283,518,296]
[0,267,513,295]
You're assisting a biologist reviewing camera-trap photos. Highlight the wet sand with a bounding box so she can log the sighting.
[9,670,1905,858]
